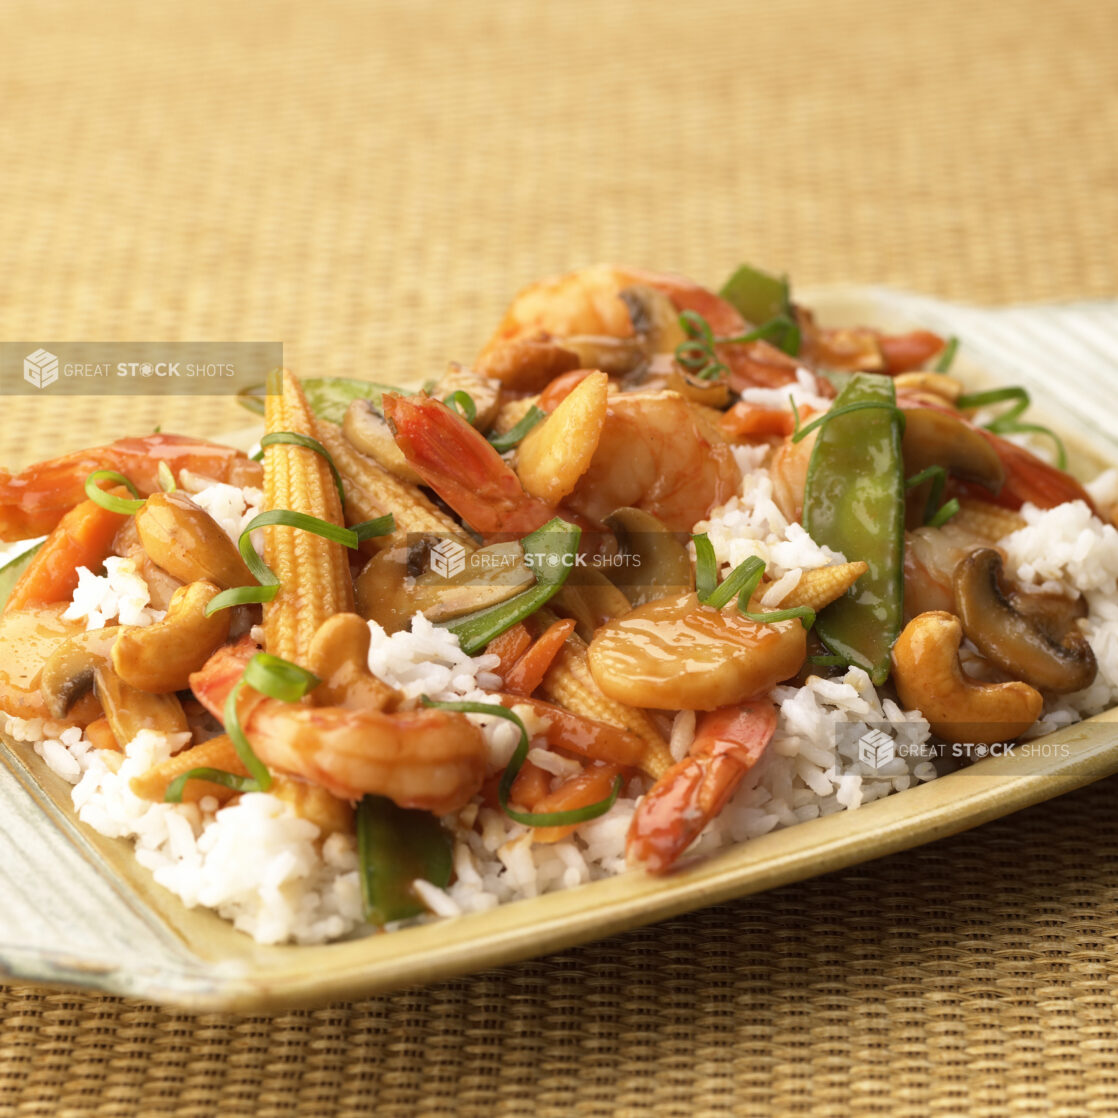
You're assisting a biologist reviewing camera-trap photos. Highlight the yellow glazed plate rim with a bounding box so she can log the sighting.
[2,286,1117,1012]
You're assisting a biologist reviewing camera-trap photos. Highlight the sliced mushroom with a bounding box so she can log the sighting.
[954,548,1096,694]
[39,629,118,718]
[94,664,189,745]
[474,331,581,391]
[343,398,423,483]
[135,491,253,589]
[902,407,1005,492]
[355,537,533,632]
[618,285,687,355]
[552,568,632,642]
[603,507,692,606]
[111,581,231,693]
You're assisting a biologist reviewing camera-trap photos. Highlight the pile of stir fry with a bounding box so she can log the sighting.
[0,263,1101,926]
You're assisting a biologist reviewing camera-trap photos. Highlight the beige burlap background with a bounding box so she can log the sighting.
[2,1,1117,1114]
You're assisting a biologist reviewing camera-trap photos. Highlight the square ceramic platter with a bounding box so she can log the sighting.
[2,288,1117,1012]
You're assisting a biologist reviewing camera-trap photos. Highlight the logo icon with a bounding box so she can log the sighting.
[24,348,58,389]
[429,538,467,579]
[857,728,895,769]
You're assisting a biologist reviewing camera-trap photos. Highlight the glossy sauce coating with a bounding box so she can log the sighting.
[587,592,806,710]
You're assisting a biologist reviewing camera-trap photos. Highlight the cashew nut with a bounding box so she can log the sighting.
[111,580,231,693]
[135,491,253,589]
[305,613,396,711]
[891,611,1043,745]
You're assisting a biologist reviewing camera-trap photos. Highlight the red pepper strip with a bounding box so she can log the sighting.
[877,330,947,374]
[495,693,647,768]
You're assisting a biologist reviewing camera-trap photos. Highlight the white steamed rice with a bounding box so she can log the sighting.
[7,461,1118,944]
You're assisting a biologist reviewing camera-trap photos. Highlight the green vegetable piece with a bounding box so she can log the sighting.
[719,263,791,325]
[443,517,581,654]
[803,373,905,686]
[0,542,42,609]
[488,405,546,452]
[356,794,452,926]
[236,377,410,424]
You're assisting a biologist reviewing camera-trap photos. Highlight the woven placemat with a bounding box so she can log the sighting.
[1,0,1117,1114]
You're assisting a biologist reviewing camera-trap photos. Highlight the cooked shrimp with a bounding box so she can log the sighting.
[627,701,778,873]
[0,434,263,541]
[382,391,555,537]
[189,638,487,814]
[479,264,814,393]
[903,523,989,620]
[563,390,742,532]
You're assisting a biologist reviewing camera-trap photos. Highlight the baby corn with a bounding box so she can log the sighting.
[949,498,1026,543]
[263,370,354,664]
[781,561,869,612]
[315,419,468,543]
[541,631,674,780]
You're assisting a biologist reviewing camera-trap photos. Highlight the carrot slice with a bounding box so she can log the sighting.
[4,496,128,614]
[485,623,533,679]
[507,759,552,811]
[531,762,625,844]
[504,618,576,696]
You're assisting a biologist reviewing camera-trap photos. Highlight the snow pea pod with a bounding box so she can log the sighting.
[356,794,452,926]
[801,373,905,685]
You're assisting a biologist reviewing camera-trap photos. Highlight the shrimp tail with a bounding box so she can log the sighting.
[382,392,554,536]
[627,700,778,874]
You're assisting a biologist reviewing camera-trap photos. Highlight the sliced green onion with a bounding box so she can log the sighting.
[692,533,718,600]
[253,431,346,508]
[243,652,320,702]
[488,405,546,452]
[352,513,397,542]
[205,509,388,617]
[702,555,765,612]
[356,793,453,926]
[956,386,1030,413]
[84,469,145,514]
[808,653,849,667]
[443,390,477,424]
[927,497,960,528]
[221,652,320,794]
[443,518,581,654]
[205,583,278,613]
[224,678,272,790]
[720,315,801,357]
[164,768,260,803]
[422,698,623,827]
[156,461,176,493]
[956,386,1067,469]
[792,400,904,444]
[739,604,816,629]
[934,336,959,372]
[905,464,949,525]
